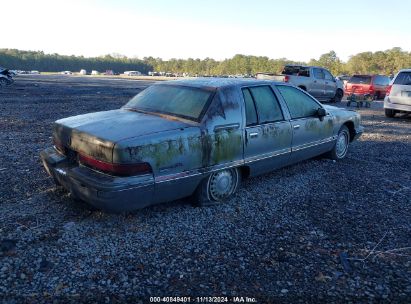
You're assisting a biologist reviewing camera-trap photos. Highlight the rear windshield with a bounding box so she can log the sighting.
[349,75,372,84]
[123,85,214,121]
[282,66,310,77]
[393,72,411,86]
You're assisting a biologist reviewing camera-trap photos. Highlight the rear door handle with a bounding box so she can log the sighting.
[293,125,300,129]
[249,132,258,138]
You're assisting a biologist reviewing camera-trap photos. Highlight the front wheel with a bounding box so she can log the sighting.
[327,126,350,160]
[194,168,240,206]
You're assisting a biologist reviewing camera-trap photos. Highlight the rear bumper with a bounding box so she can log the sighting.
[384,98,411,113]
[40,147,155,212]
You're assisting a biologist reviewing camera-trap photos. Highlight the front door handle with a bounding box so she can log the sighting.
[249,132,258,138]
[293,125,300,129]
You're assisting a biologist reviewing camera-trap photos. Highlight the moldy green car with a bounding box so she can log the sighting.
[40,79,363,212]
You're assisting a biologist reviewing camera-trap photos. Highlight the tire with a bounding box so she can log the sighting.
[333,89,344,103]
[0,78,7,88]
[327,126,350,160]
[194,168,240,206]
[385,108,396,118]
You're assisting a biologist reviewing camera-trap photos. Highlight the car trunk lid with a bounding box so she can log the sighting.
[53,109,193,162]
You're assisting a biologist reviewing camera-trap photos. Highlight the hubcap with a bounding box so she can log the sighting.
[208,169,237,201]
[336,131,349,158]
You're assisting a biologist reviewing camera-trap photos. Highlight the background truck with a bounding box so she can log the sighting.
[256,65,344,103]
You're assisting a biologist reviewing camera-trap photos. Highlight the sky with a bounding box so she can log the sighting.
[3,0,411,62]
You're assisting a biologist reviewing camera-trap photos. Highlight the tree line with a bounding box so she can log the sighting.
[1,48,410,76]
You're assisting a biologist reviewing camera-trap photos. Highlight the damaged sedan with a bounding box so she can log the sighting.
[41,79,363,212]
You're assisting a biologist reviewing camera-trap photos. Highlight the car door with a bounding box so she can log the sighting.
[323,69,337,99]
[276,85,334,163]
[242,85,293,176]
[310,68,326,100]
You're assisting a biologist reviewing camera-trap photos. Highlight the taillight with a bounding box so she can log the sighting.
[368,85,374,93]
[78,154,152,177]
[284,75,290,82]
[386,85,392,96]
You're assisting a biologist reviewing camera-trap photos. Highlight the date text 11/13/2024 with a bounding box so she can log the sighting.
[149,296,257,303]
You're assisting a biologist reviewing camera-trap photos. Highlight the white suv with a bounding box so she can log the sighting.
[384,69,411,117]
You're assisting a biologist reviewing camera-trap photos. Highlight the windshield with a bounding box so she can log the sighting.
[123,85,215,121]
[349,75,372,84]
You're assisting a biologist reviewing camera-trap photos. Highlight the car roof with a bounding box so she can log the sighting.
[158,78,284,90]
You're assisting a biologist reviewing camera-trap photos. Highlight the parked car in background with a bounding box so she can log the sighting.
[124,71,142,76]
[79,69,87,75]
[30,70,40,74]
[91,70,100,75]
[60,71,72,75]
[336,75,351,86]
[40,79,363,212]
[256,65,344,103]
[345,74,390,100]
[0,67,15,87]
[384,69,411,117]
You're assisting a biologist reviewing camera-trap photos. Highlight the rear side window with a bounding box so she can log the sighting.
[313,68,325,79]
[277,85,321,119]
[349,75,371,84]
[242,86,284,126]
[394,72,411,86]
[242,88,258,126]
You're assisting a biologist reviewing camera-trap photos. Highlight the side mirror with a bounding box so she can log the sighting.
[317,108,326,120]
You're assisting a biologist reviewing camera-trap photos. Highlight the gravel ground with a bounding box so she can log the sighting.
[1,75,410,303]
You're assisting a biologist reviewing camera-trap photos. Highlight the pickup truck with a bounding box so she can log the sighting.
[256,65,344,103]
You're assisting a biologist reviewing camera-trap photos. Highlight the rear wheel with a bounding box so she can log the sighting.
[327,126,350,160]
[194,168,240,206]
[385,108,396,118]
[333,89,344,103]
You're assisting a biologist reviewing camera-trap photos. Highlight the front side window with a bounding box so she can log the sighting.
[124,84,214,121]
[277,85,321,119]
[323,70,334,81]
